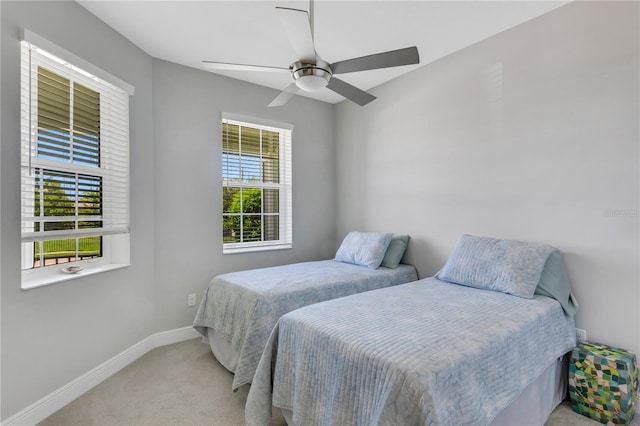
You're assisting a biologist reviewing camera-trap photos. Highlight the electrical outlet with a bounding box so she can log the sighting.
[576,328,587,344]
[187,294,196,307]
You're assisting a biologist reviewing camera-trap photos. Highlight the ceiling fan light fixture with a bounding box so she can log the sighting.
[295,74,329,91]
[291,60,332,92]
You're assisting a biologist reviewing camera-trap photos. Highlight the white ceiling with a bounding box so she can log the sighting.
[77,0,569,104]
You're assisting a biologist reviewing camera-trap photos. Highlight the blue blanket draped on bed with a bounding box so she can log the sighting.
[192,260,417,390]
[246,278,576,426]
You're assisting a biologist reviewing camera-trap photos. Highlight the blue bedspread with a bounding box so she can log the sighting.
[246,277,576,426]
[192,260,417,390]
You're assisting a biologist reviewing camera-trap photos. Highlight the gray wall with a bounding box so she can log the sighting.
[1,1,155,419]
[335,1,639,356]
[151,59,335,332]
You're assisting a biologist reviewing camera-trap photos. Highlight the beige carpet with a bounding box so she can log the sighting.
[39,338,636,426]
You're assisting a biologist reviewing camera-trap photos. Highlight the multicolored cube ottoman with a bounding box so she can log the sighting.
[569,342,638,425]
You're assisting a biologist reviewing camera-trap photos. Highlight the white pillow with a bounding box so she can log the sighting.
[334,231,393,269]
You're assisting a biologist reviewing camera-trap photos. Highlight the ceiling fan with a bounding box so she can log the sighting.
[202,1,420,107]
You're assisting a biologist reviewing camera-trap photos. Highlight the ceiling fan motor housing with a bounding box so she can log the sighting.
[291,59,332,91]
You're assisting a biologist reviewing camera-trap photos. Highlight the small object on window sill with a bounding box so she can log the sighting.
[61,266,83,274]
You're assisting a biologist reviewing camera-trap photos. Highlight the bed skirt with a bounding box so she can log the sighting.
[279,354,569,426]
[205,328,239,374]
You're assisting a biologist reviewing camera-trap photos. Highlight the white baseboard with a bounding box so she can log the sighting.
[2,326,201,426]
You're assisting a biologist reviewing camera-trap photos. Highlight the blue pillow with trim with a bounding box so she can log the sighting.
[380,235,409,269]
[535,249,578,316]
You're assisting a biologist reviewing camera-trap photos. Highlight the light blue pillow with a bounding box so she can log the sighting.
[535,249,578,316]
[380,235,409,269]
[334,231,393,269]
[436,234,556,299]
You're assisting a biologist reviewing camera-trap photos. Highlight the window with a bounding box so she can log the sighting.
[20,31,133,288]
[221,114,292,253]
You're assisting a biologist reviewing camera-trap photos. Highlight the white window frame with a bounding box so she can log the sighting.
[221,113,293,254]
[20,31,133,289]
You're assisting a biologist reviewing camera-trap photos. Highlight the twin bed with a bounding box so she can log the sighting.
[193,232,417,390]
[195,232,578,425]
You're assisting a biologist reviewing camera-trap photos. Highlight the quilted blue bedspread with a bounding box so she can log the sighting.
[246,277,576,426]
[192,260,417,390]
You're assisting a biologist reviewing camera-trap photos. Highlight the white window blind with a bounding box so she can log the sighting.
[221,115,292,253]
[20,37,131,273]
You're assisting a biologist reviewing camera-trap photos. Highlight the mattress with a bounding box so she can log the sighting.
[246,277,576,425]
[192,259,417,390]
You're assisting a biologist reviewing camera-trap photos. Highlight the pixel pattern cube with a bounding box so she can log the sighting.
[569,342,638,425]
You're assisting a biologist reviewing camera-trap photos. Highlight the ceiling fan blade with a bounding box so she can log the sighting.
[276,7,316,62]
[331,46,420,75]
[327,77,376,106]
[268,83,299,107]
[202,61,288,73]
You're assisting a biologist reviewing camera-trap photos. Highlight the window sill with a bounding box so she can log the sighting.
[223,243,292,255]
[21,263,131,290]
